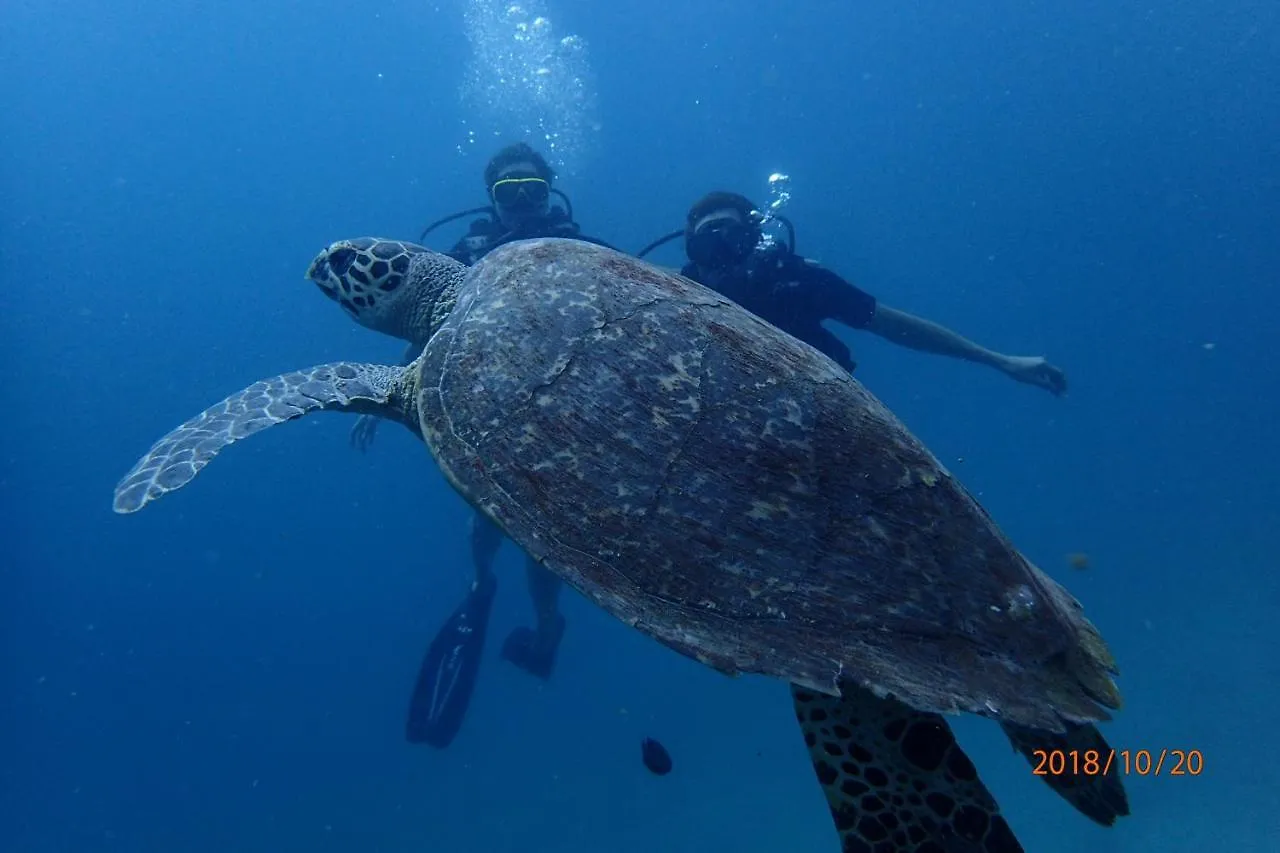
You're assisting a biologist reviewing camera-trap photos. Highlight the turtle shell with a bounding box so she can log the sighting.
[417,238,1118,732]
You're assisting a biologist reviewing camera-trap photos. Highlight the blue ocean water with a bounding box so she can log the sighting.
[2,0,1277,850]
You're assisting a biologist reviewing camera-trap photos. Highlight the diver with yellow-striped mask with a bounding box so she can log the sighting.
[418,142,616,265]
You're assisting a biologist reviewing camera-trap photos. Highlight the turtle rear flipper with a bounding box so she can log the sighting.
[1001,721,1131,827]
[792,684,1024,853]
[113,361,414,514]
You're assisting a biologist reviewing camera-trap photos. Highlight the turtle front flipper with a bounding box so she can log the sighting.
[1000,721,1130,827]
[113,361,413,514]
[792,683,1024,853]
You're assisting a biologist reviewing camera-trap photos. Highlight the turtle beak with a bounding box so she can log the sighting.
[304,247,330,286]
[304,254,324,282]
[304,245,346,302]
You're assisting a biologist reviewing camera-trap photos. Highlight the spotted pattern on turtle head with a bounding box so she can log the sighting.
[304,238,468,348]
[305,238,421,318]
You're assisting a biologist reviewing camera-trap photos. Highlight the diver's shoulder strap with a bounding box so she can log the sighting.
[466,215,504,236]
[747,243,802,282]
[546,207,583,237]
[447,216,506,264]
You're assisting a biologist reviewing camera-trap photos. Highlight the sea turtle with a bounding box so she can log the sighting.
[113,238,1129,851]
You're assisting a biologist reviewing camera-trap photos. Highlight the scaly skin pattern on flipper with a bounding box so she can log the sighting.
[1000,721,1130,826]
[792,683,1023,853]
[417,237,1120,732]
[112,362,415,514]
[305,238,466,348]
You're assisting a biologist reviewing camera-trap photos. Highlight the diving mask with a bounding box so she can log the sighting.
[686,217,758,268]
[490,176,550,208]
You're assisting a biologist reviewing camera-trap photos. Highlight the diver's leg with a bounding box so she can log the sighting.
[469,509,502,589]
[403,509,500,748]
[527,556,563,635]
[500,556,566,680]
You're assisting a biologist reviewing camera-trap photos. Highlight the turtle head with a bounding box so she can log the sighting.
[305,238,466,347]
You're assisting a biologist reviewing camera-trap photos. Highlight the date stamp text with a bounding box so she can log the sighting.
[1032,749,1204,777]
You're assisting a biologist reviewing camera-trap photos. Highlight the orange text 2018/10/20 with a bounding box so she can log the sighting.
[1031,749,1204,777]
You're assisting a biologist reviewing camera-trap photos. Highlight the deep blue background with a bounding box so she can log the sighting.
[3,1,1277,850]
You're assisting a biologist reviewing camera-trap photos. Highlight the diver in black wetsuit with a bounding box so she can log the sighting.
[351,143,617,748]
[640,191,1068,394]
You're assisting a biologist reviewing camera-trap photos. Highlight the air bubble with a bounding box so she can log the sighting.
[458,0,598,176]
[752,171,794,252]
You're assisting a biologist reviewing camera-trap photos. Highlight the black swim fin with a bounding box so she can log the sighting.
[404,574,497,748]
[501,614,566,681]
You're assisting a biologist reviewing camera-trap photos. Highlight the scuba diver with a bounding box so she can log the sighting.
[638,191,1068,394]
[352,143,618,749]
[426,142,615,264]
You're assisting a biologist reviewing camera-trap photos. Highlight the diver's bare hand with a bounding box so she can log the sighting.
[1000,355,1068,397]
